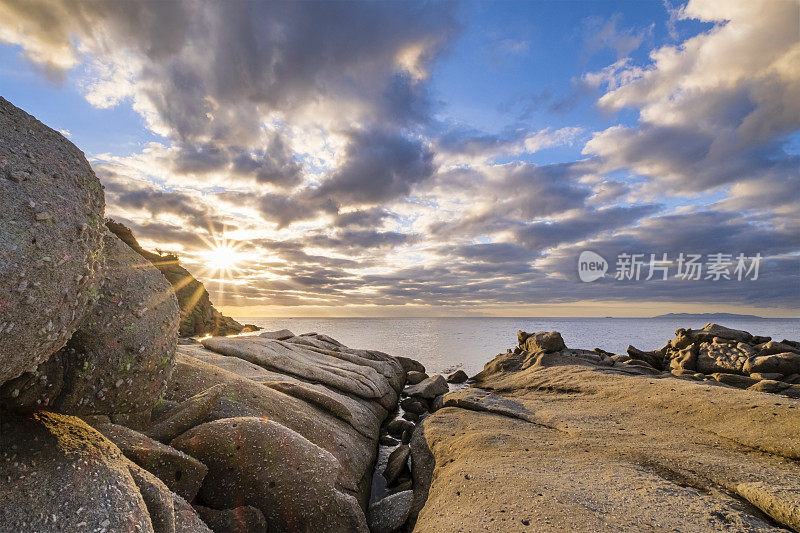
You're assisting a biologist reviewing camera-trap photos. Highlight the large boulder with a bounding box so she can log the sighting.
[172,417,368,533]
[0,411,152,532]
[0,97,105,384]
[745,353,800,376]
[54,231,180,414]
[106,219,243,337]
[522,331,567,353]
[404,375,448,400]
[367,490,413,533]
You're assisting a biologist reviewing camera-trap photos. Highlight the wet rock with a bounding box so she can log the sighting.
[0,97,105,385]
[447,370,469,384]
[53,231,180,415]
[406,370,429,385]
[383,445,411,486]
[400,397,427,415]
[404,375,448,400]
[193,505,267,533]
[172,417,367,533]
[380,435,400,446]
[367,490,413,533]
[386,419,415,438]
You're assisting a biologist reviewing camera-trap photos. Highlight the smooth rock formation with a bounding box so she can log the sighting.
[519,330,567,353]
[0,97,105,384]
[172,417,368,533]
[407,330,800,532]
[406,370,429,385]
[53,231,180,414]
[106,219,244,337]
[404,375,449,399]
[367,490,413,533]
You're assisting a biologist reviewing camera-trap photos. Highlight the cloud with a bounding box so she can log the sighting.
[582,14,653,60]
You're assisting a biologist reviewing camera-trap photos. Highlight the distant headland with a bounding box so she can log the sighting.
[652,312,765,320]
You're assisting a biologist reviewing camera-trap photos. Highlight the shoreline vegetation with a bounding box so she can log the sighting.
[2,98,800,532]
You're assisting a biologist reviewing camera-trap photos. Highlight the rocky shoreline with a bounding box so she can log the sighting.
[1,96,799,532]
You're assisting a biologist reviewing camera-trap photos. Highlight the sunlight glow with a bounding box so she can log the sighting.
[204,245,242,271]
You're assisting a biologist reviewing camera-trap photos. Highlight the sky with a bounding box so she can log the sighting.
[0,0,798,318]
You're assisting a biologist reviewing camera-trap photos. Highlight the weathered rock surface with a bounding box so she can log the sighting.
[193,505,267,533]
[53,231,180,414]
[404,375,449,399]
[0,97,105,384]
[93,422,208,501]
[519,330,567,353]
[408,330,800,532]
[383,444,411,486]
[0,411,153,532]
[172,417,368,533]
[406,370,429,385]
[446,369,469,383]
[367,490,413,533]
[106,219,244,337]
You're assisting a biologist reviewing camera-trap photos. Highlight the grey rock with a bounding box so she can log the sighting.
[193,505,267,533]
[0,411,152,532]
[394,356,426,374]
[94,422,208,501]
[259,329,295,340]
[406,370,429,385]
[383,445,411,486]
[404,375,449,399]
[147,384,224,443]
[386,418,415,438]
[367,490,413,533]
[0,97,105,385]
[446,370,469,383]
[172,417,367,533]
[400,397,427,415]
[53,231,180,414]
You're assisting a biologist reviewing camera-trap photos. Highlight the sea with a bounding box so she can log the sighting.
[235,317,800,377]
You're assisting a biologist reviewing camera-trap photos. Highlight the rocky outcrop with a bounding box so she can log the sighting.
[0,97,106,384]
[406,328,800,532]
[106,219,245,337]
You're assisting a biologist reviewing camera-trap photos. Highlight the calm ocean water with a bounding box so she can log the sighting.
[236,317,800,377]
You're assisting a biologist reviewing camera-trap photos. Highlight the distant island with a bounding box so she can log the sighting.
[652,312,764,320]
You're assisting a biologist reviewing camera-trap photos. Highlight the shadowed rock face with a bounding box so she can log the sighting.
[0,97,105,384]
[106,219,244,337]
[408,331,800,532]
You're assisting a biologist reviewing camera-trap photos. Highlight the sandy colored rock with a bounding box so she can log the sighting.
[94,422,208,501]
[522,331,567,353]
[54,231,180,414]
[0,97,106,385]
[745,352,800,376]
[0,411,153,532]
[408,340,800,532]
[172,417,367,533]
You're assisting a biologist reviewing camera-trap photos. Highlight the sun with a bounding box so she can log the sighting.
[204,244,241,271]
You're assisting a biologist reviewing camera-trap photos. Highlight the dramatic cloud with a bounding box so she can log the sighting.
[1,0,797,314]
